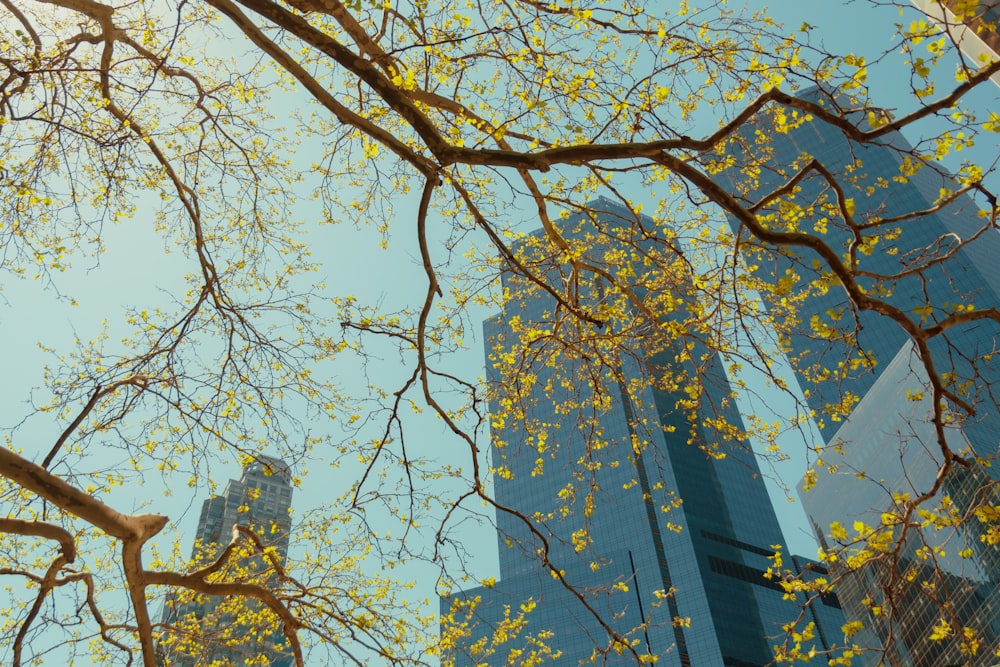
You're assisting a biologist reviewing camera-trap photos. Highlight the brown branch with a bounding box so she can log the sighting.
[653,149,974,473]
[204,0,434,175]
[768,61,1000,142]
[122,540,157,666]
[854,182,988,231]
[0,518,76,561]
[38,0,221,304]
[0,447,168,542]
[229,0,452,162]
[399,64,1000,170]
[0,0,42,56]
[286,0,400,76]
[146,569,304,666]
[0,522,96,664]
[923,306,1000,339]
[352,367,418,509]
[408,88,551,147]
[42,375,150,469]
[75,569,133,658]
[478,490,646,663]
[0,445,167,665]
[13,554,71,667]
[448,179,605,326]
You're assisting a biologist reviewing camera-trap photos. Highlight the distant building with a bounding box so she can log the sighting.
[724,87,1000,664]
[158,456,294,666]
[192,456,294,558]
[441,201,843,666]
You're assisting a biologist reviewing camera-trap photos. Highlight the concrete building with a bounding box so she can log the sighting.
[158,456,294,666]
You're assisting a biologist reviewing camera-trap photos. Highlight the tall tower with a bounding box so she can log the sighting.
[725,86,1000,448]
[724,87,1000,664]
[795,343,1000,666]
[158,456,294,666]
[441,200,843,667]
[192,456,294,559]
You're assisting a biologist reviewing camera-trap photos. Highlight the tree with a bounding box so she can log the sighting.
[1,0,999,664]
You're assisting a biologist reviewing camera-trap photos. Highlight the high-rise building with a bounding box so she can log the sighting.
[723,87,1000,664]
[191,456,294,559]
[158,456,294,667]
[725,87,1000,447]
[795,343,1000,666]
[441,200,843,667]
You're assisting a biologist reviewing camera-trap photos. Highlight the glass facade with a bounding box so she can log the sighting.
[158,456,294,667]
[797,344,1000,665]
[727,88,1000,664]
[726,86,1000,447]
[441,202,843,666]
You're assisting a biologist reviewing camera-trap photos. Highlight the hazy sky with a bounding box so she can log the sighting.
[1,0,998,662]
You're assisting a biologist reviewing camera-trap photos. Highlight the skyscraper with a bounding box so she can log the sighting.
[795,343,1000,666]
[724,87,1000,664]
[725,87,1000,447]
[158,456,295,667]
[191,456,294,560]
[441,200,843,667]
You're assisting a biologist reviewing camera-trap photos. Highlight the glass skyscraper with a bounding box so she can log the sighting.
[724,87,1000,447]
[158,456,294,667]
[724,87,1000,664]
[441,200,843,666]
[795,343,1000,666]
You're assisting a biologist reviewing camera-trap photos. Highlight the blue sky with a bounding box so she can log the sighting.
[1,0,998,662]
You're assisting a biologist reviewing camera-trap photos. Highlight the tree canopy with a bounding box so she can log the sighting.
[1,0,999,664]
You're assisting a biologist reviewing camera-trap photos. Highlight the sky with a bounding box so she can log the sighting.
[1,0,999,663]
